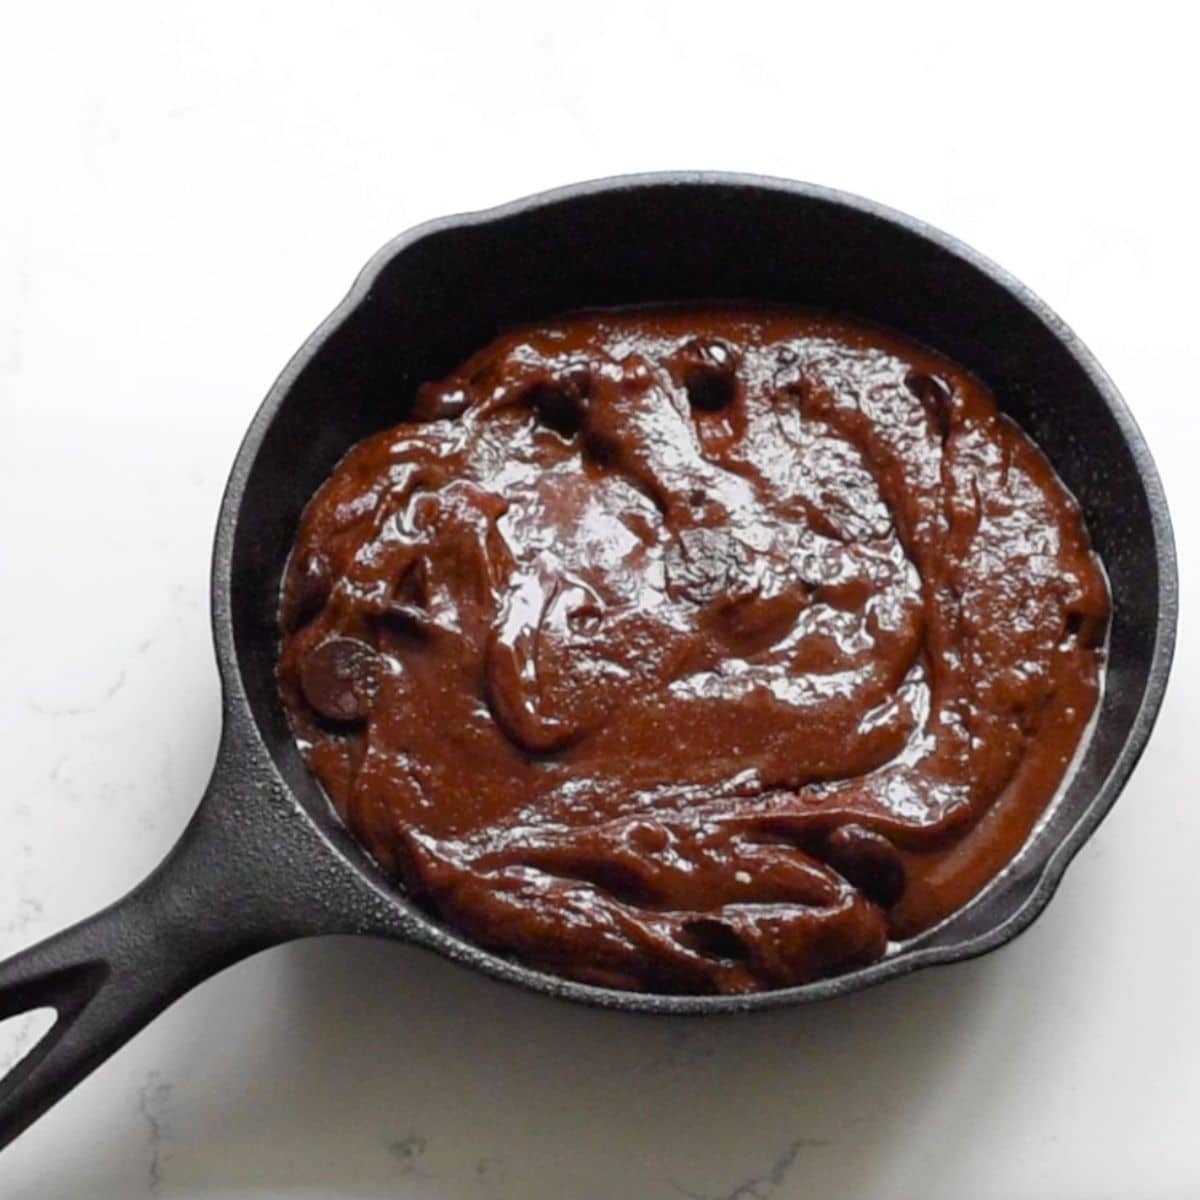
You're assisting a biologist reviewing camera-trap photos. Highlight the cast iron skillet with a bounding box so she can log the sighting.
[0,173,1177,1149]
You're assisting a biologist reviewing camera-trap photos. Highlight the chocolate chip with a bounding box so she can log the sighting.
[299,637,382,724]
[680,918,750,962]
[823,824,906,908]
[526,368,592,439]
[1064,609,1107,649]
[684,366,738,413]
[671,338,740,412]
[626,820,670,854]
[567,603,603,635]
[527,383,584,437]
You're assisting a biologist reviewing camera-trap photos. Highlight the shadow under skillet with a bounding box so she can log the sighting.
[20,933,1004,1200]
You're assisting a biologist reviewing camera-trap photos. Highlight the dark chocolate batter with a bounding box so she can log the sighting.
[278,310,1109,993]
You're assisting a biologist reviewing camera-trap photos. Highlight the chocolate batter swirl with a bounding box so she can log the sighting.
[278,310,1109,993]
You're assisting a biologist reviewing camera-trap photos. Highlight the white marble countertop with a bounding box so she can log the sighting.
[1,3,1195,1197]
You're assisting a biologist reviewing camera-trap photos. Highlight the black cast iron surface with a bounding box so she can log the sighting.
[0,174,1178,1149]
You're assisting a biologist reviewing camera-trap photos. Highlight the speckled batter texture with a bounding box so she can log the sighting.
[278,309,1109,994]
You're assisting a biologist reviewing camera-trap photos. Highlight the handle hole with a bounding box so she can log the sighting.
[0,962,108,1093]
[0,1008,58,1077]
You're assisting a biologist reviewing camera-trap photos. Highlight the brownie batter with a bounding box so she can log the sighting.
[278,310,1109,994]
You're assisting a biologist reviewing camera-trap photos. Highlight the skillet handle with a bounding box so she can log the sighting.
[0,762,317,1151]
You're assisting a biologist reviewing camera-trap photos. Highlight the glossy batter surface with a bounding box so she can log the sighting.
[278,310,1109,993]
